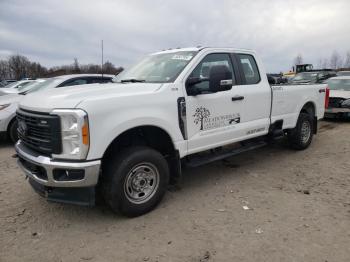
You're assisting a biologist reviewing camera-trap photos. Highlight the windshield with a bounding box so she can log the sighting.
[113,51,198,83]
[327,79,350,91]
[292,72,318,81]
[23,78,63,94]
[18,80,46,92]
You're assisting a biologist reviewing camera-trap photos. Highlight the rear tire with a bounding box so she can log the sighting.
[8,119,18,144]
[102,146,169,217]
[288,112,313,150]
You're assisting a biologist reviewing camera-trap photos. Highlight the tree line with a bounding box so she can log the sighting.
[293,50,350,70]
[0,54,124,80]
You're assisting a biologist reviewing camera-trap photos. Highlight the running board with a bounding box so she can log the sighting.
[186,141,267,168]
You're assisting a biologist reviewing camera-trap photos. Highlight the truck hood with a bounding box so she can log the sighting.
[19,83,163,112]
[329,90,350,99]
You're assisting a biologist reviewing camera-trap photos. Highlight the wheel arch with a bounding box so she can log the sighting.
[299,101,317,134]
[300,101,316,116]
[101,125,181,184]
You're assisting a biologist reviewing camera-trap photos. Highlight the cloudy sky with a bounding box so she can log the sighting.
[0,0,349,72]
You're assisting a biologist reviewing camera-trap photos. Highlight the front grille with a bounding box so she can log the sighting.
[328,97,345,108]
[17,109,61,156]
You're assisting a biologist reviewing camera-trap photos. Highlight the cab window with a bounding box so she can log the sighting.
[237,54,260,84]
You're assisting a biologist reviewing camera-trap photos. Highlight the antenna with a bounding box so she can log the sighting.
[101,40,104,78]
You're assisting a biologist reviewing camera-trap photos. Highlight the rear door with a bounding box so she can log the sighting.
[231,53,271,136]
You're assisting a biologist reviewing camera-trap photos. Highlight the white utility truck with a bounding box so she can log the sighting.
[15,47,328,216]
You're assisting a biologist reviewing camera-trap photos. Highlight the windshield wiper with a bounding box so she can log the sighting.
[120,78,146,83]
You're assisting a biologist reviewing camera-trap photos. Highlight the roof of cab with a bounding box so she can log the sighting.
[152,46,255,55]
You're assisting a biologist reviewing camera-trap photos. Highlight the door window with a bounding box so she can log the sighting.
[187,53,235,94]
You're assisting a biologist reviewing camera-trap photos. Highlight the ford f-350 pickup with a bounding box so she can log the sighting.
[15,47,328,216]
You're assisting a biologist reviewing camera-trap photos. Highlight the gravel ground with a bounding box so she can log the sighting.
[0,120,349,262]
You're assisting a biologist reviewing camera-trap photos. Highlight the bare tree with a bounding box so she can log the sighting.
[72,58,80,73]
[322,58,329,69]
[293,54,303,65]
[8,54,31,80]
[1,53,123,79]
[330,51,341,69]
[316,58,324,69]
[344,52,350,69]
[0,60,10,80]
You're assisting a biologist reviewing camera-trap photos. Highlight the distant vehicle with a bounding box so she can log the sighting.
[324,76,350,118]
[2,79,47,95]
[295,64,313,73]
[267,74,288,84]
[290,71,337,84]
[0,80,35,95]
[0,80,17,88]
[21,74,114,95]
[0,74,114,143]
[337,71,350,76]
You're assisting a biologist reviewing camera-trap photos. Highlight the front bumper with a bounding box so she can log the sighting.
[15,141,101,206]
[15,141,101,188]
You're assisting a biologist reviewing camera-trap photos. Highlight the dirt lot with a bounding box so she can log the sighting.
[0,120,349,262]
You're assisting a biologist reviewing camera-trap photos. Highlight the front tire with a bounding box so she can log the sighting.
[8,120,18,144]
[288,112,314,150]
[102,146,169,217]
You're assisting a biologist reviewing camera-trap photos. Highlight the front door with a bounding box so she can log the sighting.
[185,53,246,154]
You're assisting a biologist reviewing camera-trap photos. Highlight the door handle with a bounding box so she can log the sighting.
[232,96,244,101]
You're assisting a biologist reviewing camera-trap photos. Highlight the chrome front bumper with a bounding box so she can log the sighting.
[15,141,101,188]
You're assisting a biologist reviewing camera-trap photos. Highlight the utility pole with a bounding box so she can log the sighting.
[101,40,104,77]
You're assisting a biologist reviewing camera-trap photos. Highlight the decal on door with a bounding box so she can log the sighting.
[193,107,240,131]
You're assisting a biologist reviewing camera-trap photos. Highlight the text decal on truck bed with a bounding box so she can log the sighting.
[193,107,240,131]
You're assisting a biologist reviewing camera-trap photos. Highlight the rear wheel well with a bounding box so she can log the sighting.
[102,126,181,184]
[300,102,317,134]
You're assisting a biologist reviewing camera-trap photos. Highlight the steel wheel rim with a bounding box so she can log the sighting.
[300,120,311,144]
[124,162,160,204]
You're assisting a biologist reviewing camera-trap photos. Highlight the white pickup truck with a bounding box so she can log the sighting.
[15,47,328,217]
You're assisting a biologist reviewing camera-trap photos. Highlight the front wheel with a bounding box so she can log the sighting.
[287,112,314,150]
[102,146,169,217]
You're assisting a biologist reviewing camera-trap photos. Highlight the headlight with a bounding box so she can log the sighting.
[341,99,350,108]
[51,109,89,160]
[0,104,10,111]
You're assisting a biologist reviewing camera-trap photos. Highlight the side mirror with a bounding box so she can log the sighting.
[209,65,232,92]
[185,77,209,96]
[186,77,202,87]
